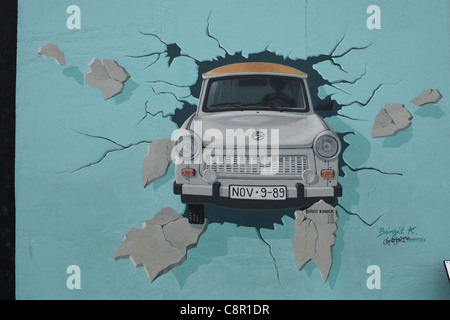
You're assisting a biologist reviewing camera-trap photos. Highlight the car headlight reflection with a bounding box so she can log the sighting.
[314,132,340,159]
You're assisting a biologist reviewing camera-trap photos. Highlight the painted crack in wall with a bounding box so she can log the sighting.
[123,14,407,281]
[59,125,152,174]
[55,10,411,283]
[256,227,280,284]
[125,31,191,69]
[138,85,193,124]
[16,0,449,299]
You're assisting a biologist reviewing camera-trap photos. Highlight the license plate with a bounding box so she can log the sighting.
[229,185,286,200]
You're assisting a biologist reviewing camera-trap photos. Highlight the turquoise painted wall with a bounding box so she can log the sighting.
[16,0,450,299]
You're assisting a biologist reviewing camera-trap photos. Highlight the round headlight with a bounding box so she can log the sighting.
[173,130,201,161]
[314,133,340,159]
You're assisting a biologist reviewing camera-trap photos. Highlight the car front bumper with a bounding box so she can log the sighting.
[174,181,342,210]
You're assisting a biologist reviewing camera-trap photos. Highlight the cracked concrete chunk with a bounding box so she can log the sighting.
[103,59,130,82]
[292,200,338,283]
[145,206,181,226]
[374,108,392,128]
[86,58,110,82]
[410,89,442,106]
[143,139,174,188]
[85,58,130,100]
[97,78,124,100]
[385,103,412,129]
[163,216,207,251]
[372,103,413,138]
[38,43,66,66]
[115,207,208,282]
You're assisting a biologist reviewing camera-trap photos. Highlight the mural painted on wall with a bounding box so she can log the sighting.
[15,0,450,300]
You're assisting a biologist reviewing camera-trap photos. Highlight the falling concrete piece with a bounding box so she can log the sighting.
[385,103,412,129]
[143,139,174,188]
[115,207,208,282]
[103,59,130,82]
[373,108,392,128]
[292,215,318,270]
[410,89,442,106]
[292,200,338,282]
[85,58,130,100]
[145,206,181,226]
[372,109,396,138]
[37,43,66,66]
[86,58,110,83]
[97,78,124,100]
[372,103,413,138]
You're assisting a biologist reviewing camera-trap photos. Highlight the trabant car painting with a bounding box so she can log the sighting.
[172,62,342,224]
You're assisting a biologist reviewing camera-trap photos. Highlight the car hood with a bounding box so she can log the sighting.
[190,111,329,148]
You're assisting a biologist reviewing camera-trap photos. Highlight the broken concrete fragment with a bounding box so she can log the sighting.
[292,217,317,269]
[96,78,124,100]
[385,103,412,129]
[162,214,207,251]
[103,59,130,82]
[116,224,178,274]
[143,139,174,188]
[374,108,392,128]
[410,89,442,106]
[372,103,413,138]
[37,43,66,66]
[85,58,130,100]
[115,207,208,282]
[292,200,338,283]
[86,58,110,82]
[145,206,181,226]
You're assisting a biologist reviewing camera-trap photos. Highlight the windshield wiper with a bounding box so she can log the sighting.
[241,101,281,111]
[207,101,244,111]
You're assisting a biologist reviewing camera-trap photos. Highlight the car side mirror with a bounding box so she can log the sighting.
[315,100,334,111]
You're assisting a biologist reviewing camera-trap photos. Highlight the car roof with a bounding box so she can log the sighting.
[202,62,307,79]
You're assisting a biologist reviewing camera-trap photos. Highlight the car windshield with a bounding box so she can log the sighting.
[204,76,308,112]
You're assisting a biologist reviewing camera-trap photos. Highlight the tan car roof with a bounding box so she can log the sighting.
[202,62,307,79]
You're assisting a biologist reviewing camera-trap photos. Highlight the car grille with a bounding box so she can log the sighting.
[205,155,307,175]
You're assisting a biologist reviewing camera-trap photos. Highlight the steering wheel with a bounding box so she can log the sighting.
[262,94,295,107]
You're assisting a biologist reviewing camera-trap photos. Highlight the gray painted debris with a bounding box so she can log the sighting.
[292,200,338,283]
[86,58,110,83]
[115,207,208,283]
[103,59,130,83]
[37,43,66,66]
[372,103,413,138]
[85,58,130,100]
[410,89,442,106]
[143,139,174,188]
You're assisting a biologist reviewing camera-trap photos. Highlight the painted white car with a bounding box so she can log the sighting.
[173,62,342,224]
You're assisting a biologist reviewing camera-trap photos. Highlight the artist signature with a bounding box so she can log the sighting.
[377,226,426,245]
